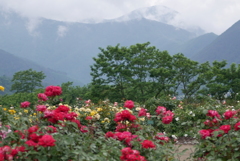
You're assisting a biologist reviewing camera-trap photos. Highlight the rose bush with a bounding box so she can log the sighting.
[194,109,240,160]
[0,85,179,161]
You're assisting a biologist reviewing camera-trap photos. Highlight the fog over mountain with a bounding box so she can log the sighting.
[2,5,233,85]
[104,5,205,36]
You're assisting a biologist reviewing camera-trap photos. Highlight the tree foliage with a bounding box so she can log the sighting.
[90,42,240,103]
[11,69,46,93]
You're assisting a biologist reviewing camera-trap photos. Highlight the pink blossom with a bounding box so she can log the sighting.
[20,101,30,108]
[124,100,134,109]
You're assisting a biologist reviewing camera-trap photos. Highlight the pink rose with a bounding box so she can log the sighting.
[199,129,211,139]
[20,101,30,108]
[162,116,173,124]
[124,100,134,109]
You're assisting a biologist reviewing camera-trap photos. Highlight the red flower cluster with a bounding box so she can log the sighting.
[234,122,240,131]
[155,106,174,124]
[0,145,26,161]
[206,110,221,118]
[115,123,141,132]
[38,135,56,147]
[199,109,240,139]
[44,85,62,97]
[204,118,219,127]
[155,133,170,145]
[36,105,47,112]
[199,129,211,139]
[138,108,147,117]
[120,147,146,161]
[114,110,137,123]
[155,106,167,115]
[224,110,237,119]
[42,105,76,124]
[105,131,138,147]
[37,93,48,101]
[22,125,57,148]
[124,100,135,109]
[20,101,30,108]
[141,140,156,149]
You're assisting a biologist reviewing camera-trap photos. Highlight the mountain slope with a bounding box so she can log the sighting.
[0,11,197,84]
[108,5,205,36]
[0,49,83,86]
[192,20,240,63]
[169,32,218,57]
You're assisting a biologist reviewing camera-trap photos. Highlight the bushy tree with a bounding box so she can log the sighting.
[11,69,46,93]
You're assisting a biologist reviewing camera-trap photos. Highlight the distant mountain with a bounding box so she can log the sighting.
[169,32,218,57]
[112,5,177,24]
[0,49,83,86]
[109,5,205,36]
[0,11,198,84]
[192,20,240,64]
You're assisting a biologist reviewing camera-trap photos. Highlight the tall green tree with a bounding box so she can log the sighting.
[149,50,175,97]
[11,69,46,93]
[171,54,211,102]
[225,63,240,99]
[203,60,229,100]
[90,44,131,101]
[127,42,157,102]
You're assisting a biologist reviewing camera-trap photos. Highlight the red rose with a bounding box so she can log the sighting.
[105,131,115,138]
[44,86,62,97]
[224,110,236,119]
[114,110,136,123]
[162,116,173,124]
[156,106,166,115]
[65,112,78,121]
[138,108,147,117]
[36,105,47,112]
[55,105,70,113]
[25,140,38,147]
[141,140,156,149]
[46,126,57,133]
[37,93,48,101]
[80,126,88,133]
[28,125,39,134]
[0,153,4,161]
[124,100,134,109]
[29,133,41,142]
[85,116,93,120]
[207,110,221,118]
[234,122,240,131]
[20,101,30,108]
[219,125,231,134]
[38,135,56,147]
[199,129,211,139]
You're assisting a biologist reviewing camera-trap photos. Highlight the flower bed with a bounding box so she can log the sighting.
[0,86,179,161]
[1,85,240,160]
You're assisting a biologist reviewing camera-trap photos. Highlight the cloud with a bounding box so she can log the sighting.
[25,18,42,36]
[57,25,68,37]
[156,0,240,34]
[0,0,240,34]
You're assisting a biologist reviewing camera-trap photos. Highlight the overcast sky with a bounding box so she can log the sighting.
[0,0,239,35]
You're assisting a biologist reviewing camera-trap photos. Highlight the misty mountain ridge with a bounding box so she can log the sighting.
[2,6,239,85]
[0,49,83,86]
[192,20,240,64]
[103,5,206,36]
[0,9,200,84]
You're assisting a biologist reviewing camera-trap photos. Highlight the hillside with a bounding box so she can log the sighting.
[192,20,240,63]
[0,11,197,84]
[169,32,218,57]
[0,49,83,87]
